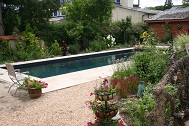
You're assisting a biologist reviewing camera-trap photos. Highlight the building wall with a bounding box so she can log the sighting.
[112,7,154,23]
[147,20,189,39]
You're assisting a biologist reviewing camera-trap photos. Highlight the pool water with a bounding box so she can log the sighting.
[21,52,134,78]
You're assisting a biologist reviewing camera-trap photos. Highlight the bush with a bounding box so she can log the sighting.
[68,43,80,54]
[173,32,189,51]
[132,47,169,83]
[124,90,155,126]
[88,40,106,52]
[48,40,61,56]
[0,40,14,63]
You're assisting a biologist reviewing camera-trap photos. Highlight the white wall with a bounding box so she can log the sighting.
[120,0,133,8]
[112,6,154,23]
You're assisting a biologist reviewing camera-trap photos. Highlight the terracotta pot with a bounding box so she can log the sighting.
[96,92,116,101]
[28,88,42,98]
[95,109,118,119]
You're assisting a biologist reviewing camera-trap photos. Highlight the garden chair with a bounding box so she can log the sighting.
[5,63,30,94]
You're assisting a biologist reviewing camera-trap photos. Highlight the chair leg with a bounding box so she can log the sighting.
[7,83,16,93]
[14,87,19,95]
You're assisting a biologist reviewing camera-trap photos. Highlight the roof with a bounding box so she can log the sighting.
[145,6,189,21]
[134,8,162,14]
[115,5,161,15]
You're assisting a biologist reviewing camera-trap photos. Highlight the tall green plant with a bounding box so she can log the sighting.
[0,40,14,63]
[124,91,155,126]
[173,32,189,51]
[132,47,169,83]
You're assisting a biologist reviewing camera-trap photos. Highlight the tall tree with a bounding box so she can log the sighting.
[182,0,189,7]
[0,2,4,35]
[0,0,60,35]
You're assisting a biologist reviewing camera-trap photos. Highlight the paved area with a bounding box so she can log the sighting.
[0,64,114,93]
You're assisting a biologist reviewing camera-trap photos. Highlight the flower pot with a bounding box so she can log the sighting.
[95,109,118,119]
[96,93,116,101]
[28,88,42,98]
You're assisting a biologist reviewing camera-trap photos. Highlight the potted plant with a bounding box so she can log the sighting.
[94,78,116,101]
[86,100,118,119]
[23,78,48,98]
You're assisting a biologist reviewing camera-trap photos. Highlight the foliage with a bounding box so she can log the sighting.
[86,100,118,112]
[161,22,172,43]
[111,76,140,98]
[65,0,114,24]
[164,83,180,125]
[48,40,61,56]
[35,22,68,47]
[88,40,106,52]
[111,17,132,45]
[132,47,169,83]
[124,91,155,126]
[23,78,48,89]
[68,43,80,54]
[0,40,14,63]
[94,78,116,95]
[64,0,114,50]
[182,0,189,7]
[1,0,60,35]
[141,31,159,45]
[15,27,45,61]
[104,35,116,48]
[112,58,136,79]
[173,32,189,51]
[111,19,148,46]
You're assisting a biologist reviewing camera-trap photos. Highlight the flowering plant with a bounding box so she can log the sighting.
[94,78,116,95]
[104,35,116,48]
[86,99,118,112]
[23,78,48,89]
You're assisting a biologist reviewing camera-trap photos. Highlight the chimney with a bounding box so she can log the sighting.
[120,0,133,8]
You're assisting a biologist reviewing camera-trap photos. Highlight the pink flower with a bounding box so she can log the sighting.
[109,100,114,103]
[87,105,92,109]
[87,121,93,126]
[103,78,108,83]
[62,40,65,43]
[104,84,109,90]
[90,92,93,96]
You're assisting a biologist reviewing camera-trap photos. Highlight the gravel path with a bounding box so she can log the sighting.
[0,79,101,126]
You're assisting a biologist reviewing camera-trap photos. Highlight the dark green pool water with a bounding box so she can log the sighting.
[21,52,134,78]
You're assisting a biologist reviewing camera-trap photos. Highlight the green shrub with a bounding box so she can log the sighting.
[88,40,106,52]
[68,43,80,54]
[132,47,168,83]
[112,63,136,79]
[48,40,61,56]
[0,40,14,63]
[173,32,189,51]
[124,90,155,126]
[142,31,159,45]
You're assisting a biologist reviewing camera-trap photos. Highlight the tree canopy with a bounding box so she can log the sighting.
[0,0,60,35]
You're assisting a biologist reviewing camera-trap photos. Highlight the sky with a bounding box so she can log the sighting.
[133,0,183,8]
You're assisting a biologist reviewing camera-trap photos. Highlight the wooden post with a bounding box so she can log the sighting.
[185,44,189,55]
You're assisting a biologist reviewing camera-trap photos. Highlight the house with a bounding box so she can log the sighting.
[145,6,189,40]
[112,0,161,23]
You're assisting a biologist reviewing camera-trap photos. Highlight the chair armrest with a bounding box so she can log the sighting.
[21,71,30,75]
[14,69,20,72]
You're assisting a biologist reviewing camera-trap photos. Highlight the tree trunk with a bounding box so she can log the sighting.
[0,3,5,36]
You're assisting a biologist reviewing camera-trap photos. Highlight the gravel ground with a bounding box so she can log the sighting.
[0,79,101,126]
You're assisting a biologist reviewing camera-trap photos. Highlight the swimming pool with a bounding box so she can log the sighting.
[0,48,136,78]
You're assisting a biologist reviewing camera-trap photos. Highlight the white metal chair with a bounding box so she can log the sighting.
[5,63,30,94]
